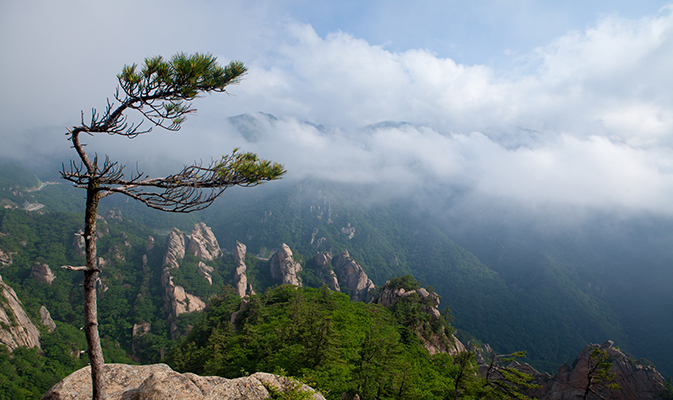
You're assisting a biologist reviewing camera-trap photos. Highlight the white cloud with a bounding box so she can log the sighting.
[3,1,673,215]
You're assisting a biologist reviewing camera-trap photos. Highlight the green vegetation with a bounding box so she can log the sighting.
[167,284,534,400]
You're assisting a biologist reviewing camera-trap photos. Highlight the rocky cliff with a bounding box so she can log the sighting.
[314,252,340,291]
[187,222,222,262]
[160,224,224,337]
[526,340,666,400]
[269,244,302,286]
[233,241,253,297]
[41,363,325,400]
[332,251,375,302]
[0,275,41,351]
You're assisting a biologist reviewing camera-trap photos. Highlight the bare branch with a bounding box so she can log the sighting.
[61,265,96,272]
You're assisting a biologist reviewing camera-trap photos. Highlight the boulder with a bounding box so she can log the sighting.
[0,275,41,350]
[41,364,326,400]
[269,244,302,286]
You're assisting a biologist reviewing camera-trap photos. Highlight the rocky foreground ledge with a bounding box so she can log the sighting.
[41,363,325,400]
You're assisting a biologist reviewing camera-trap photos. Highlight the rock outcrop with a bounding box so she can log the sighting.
[332,251,375,302]
[72,229,86,257]
[163,276,207,316]
[269,244,302,286]
[163,229,186,270]
[234,241,253,297]
[160,223,223,321]
[527,340,666,400]
[39,305,56,332]
[197,261,214,286]
[376,280,465,355]
[187,222,222,262]
[314,252,340,291]
[0,248,13,267]
[41,363,325,400]
[30,262,55,285]
[0,275,41,351]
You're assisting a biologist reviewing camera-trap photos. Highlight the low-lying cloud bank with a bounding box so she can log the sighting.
[3,2,673,217]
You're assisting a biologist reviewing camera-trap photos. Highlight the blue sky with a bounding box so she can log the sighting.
[2,0,673,215]
[285,0,670,65]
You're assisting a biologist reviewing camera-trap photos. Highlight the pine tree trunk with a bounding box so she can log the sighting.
[84,187,105,400]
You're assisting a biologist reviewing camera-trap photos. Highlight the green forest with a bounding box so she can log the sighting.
[0,159,672,399]
[167,281,537,400]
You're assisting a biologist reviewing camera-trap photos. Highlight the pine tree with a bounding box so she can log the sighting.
[61,52,285,399]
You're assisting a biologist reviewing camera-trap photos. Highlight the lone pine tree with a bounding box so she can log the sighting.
[61,52,285,400]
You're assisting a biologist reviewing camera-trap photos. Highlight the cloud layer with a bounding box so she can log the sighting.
[3,2,673,215]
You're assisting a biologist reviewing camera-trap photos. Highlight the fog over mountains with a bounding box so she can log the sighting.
[2,0,673,385]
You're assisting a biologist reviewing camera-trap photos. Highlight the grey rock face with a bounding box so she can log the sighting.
[187,222,222,262]
[41,364,326,400]
[197,261,214,286]
[332,251,375,302]
[269,244,302,286]
[163,229,186,270]
[161,225,221,321]
[0,275,41,351]
[527,340,666,400]
[39,305,56,333]
[314,252,340,291]
[30,262,55,285]
[234,241,251,297]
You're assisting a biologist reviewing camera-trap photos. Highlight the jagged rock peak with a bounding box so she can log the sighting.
[163,228,186,269]
[270,244,302,286]
[41,363,325,400]
[332,251,375,302]
[0,275,41,351]
[40,305,56,333]
[314,252,340,291]
[234,241,251,297]
[30,262,55,285]
[187,222,222,261]
[527,340,666,400]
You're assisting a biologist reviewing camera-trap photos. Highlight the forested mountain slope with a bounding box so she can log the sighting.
[0,158,671,400]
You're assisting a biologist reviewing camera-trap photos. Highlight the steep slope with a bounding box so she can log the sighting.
[198,181,626,373]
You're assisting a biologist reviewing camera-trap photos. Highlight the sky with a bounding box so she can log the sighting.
[2,0,673,216]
